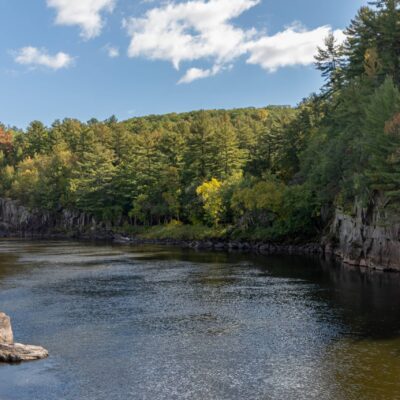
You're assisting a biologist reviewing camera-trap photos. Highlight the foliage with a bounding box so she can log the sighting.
[196,178,224,226]
[137,221,227,241]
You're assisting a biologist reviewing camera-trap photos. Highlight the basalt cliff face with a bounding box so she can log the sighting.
[0,198,109,239]
[325,197,400,271]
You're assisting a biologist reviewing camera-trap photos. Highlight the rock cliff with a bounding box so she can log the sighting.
[325,196,400,271]
[0,198,108,239]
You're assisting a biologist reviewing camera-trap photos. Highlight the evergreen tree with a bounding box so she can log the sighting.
[25,121,50,156]
[70,144,118,220]
[371,0,400,84]
[212,114,244,178]
[315,33,345,95]
[363,77,400,202]
[183,112,216,183]
[344,7,376,81]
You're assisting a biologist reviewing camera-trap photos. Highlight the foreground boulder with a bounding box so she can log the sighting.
[0,343,48,363]
[0,312,48,363]
[0,312,13,344]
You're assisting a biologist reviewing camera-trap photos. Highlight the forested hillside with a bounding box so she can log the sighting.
[1,0,400,242]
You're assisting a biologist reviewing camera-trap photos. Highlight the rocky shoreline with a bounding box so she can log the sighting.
[112,234,323,255]
[1,196,400,271]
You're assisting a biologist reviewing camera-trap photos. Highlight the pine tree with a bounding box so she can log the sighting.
[212,114,244,179]
[344,7,376,81]
[370,0,400,84]
[25,121,50,156]
[315,33,346,95]
[70,143,118,220]
[363,77,400,203]
[183,112,215,183]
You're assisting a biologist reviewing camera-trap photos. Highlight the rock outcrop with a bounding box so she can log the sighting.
[0,312,48,363]
[0,343,49,363]
[324,196,400,271]
[0,197,107,239]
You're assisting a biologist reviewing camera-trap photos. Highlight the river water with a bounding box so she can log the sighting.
[0,240,399,400]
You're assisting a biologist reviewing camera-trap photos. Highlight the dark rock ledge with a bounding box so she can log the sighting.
[113,234,323,255]
[0,312,48,363]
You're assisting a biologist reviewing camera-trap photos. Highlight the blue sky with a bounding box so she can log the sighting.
[1,0,367,128]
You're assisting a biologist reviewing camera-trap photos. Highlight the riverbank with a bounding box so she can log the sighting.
[0,229,323,257]
[0,197,322,255]
[113,234,323,256]
[1,197,400,271]
[111,223,322,255]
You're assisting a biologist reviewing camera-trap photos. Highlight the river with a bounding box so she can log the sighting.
[0,240,399,399]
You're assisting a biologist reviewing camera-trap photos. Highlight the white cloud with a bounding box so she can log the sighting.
[246,26,345,72]
[14,47,73,70]
[178,64,222,84]
[124,0,259,69]
[124,0,345,83]
[105,45,120,58]
[47,0,116,39]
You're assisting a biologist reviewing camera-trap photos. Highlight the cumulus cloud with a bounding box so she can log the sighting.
[124,0,259,69]
[246,26,345,72]
[178,64,222,84]
[124,0,345,83]
[14,47,73,70]
[47,0,116,39]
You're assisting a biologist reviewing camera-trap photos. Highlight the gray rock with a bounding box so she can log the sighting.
[0,312,13,344]
[0,197,97,238]
[0,312,48,363]
[325,195,400,271]
[0,343,48,363]
[259,244,270,253]
[113,234,132,244]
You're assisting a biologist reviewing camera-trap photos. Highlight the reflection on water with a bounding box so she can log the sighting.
[0,240,399,399]
[324,337,400,400]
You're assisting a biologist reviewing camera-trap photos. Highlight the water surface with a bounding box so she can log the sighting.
[0,240,400,399]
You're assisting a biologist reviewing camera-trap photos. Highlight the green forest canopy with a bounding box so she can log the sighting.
[1,0,400,241]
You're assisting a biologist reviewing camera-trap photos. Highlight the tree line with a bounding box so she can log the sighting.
[1,0,400,241]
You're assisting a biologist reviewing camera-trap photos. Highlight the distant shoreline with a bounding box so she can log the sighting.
[0,230,322,256]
